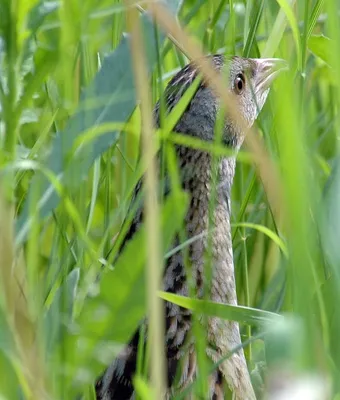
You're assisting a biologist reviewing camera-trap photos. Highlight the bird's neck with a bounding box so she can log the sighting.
[177,146,237,303]
[176,146,255,400]
[178,146,236,216]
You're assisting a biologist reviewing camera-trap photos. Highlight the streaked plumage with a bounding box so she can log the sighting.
[96,55,286,400]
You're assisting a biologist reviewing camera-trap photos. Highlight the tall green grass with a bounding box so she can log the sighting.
[0,0,338,399]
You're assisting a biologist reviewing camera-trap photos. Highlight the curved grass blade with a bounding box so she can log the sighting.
[231,222,288,256]
[158,292,282,326]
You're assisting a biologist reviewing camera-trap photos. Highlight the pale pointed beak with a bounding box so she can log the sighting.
[252,58,288,94]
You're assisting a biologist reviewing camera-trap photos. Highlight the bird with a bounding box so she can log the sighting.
[95,54,286,400]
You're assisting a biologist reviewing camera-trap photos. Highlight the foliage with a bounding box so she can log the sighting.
[0,0,338,399]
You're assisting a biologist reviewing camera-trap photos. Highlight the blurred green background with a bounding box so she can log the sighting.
[0,0,339,399]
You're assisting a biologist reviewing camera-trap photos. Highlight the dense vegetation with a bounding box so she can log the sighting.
[0,0,338,398]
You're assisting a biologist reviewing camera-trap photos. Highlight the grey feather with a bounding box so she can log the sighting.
[96,54,286,400]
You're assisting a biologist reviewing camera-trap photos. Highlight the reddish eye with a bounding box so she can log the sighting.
[234,73,245,94]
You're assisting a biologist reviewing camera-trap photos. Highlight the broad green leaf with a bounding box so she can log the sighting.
[16,12,165,245]
[308,34,332,66]
[158,292,281,325]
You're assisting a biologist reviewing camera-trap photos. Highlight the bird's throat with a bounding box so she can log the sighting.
[176,146,237,300]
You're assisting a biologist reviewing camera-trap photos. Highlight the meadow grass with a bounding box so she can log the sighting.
[0,0,339,399]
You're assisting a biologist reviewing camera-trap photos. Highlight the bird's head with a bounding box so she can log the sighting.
[226,56,287,133]
[156,54,287,150]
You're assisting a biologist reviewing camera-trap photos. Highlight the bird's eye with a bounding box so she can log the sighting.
[234,73,245,94]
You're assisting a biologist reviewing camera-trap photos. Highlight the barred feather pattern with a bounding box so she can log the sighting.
[96,55,256,400]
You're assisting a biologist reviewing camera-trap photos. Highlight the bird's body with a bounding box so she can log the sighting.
[96,55,285,400]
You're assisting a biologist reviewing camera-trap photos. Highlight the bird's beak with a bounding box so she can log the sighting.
[253,58,288,94]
